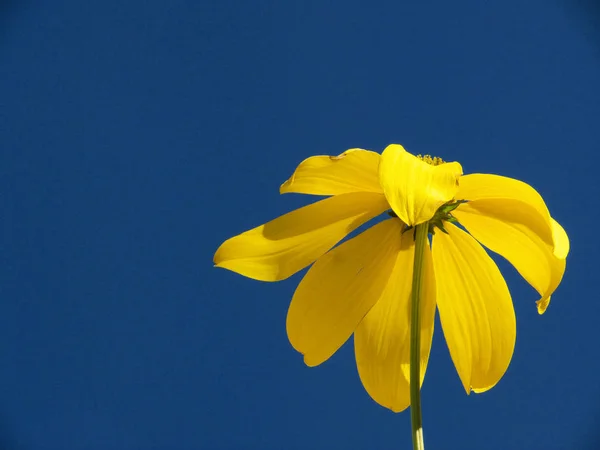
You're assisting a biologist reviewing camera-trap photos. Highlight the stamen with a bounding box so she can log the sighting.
[416,154,445,166]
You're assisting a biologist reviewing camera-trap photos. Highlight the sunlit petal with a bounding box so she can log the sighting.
[379,144,462,226]
[551,217,570,260]
[287,219,402,367]
[535,255,565,315]
[456,174,556,250]
[433,223,516,394]
[280,149,382,196]
[214,192,389,281]
[354,231,436,412]
[454,205,566,314]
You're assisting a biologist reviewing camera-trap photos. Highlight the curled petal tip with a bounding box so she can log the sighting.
[536,296,551,315]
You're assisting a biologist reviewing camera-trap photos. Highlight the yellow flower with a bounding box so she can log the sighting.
[214,144,569,412]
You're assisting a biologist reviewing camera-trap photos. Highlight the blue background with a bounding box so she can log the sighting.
[1,1,598,449]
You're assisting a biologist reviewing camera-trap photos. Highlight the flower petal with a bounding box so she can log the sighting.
[456,174,555,250]
[280,149,382,196]
[354,231,436,413]
[432,223,516,394]
[535,255,566,315]
[454,205,567,314]
[287,219,402,367]
[214,192,389,281]
[379,144,462,226]
[551,217,570,260]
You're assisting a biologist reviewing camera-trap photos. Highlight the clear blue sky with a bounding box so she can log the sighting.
[1,1,599,449]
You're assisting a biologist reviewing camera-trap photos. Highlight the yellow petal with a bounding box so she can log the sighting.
[454,205,567,314]
[280,149,382,196]
[551,217,570,260]
[456,174,555,249]
[535,255,565,315]
[354,231,436,413]
[432,223,516,394]
[534,217,569,314]
[287,219,402,367]
[214,192,389,281]
[379,144,462,226]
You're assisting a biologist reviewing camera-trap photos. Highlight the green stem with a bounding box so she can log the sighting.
[410,223,428,450]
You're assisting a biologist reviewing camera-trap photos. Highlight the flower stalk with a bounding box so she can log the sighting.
[410,223,428,450]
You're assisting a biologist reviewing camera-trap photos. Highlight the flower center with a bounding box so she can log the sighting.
[388,153,464,236]
[416,154,445,166]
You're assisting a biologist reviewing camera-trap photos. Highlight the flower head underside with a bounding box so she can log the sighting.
[214,144,569,412]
